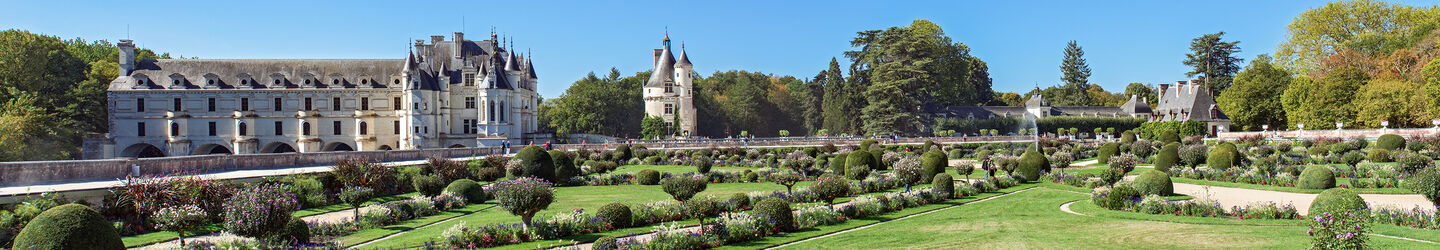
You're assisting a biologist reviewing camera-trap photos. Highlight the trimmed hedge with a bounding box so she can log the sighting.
[445,179,487,203]
[1016,151,1048,182]
[511,146,557,182]
[847,151,877,173]
[277,216,311,243]
[12,204,123,250]
[1298,165,1336,189]
[1207,146,1236,170]
[598,203,632,228]
[1309,188,1367,216]
[1377,134,1406,150]
[1121,131,1137,144]
[637,169,661,185]
[921,150,947,179]
[1098,143,1120,165]
[1137,121,1206,141]
[1034,116,1145,136]
[411,175,445,196]
[1133,170,1173,195]
[551,150,579,182]
[933,173,954,197]
[755,198,794,232]
[1154,143,1180,173]
[1160,130,1180,144]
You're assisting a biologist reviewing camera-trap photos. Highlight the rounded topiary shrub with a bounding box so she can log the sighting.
[1368,149,1392,163]
[933,173,954,197]
[860,139,878,150]
[1207,147,1235,170]
[731,193,751,208]
[1132,170,1173,195]
[1160,130,1180,144]
[1098,143,1120,165]
[694,156,713,174]
[275,216,310,243]
[1154,143,1180,173]
[412,175,445,196]
[511,146,557,182]
[12,204,123,250]
[921,150,947,179]
[614,144,632,162]
[550,150,579,182]
[1121,131,1136,144]
[1016,151,1049,182]
[1377,134,1406,151]
[445,179,487,203]
[1298,165,1336,189]
[1342,151,1366,166]
[846,150,876,174]
[1309,188,1367,216]
[598,202,632,228]
[755,198,794,232]
[637,169,661,185]
[661,175,708,202]
[594,235,619,250]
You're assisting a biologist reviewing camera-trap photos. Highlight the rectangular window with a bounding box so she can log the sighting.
[393,97,401,110]
[665,82,674,93]
[333,97,341,111]
[664,104,674,115]
[361,97,370,110]
[137,98,146,112]
[138,122,146,136]
[333,121,342,135]
[304,98,312,111]
[274,121,283,135]
[207,98,216,112]
[465,97,476,109]
[239,123,247,136]
[274,98,283,111]
[464,73,476,86]
[393,121,400,134]
[241,98,249,111]
[462,119,474,134]
[208,122,217,136]
[173,98,182,111]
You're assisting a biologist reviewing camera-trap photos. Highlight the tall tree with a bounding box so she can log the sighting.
[845,20,989,136]
[1057,40,1093,106]
[1183,31,1244,94]
[1352,79,1427,128]
[1274,0,1440,73]
[542,69,644,138]
[1281,67,1368,129]
[1122,82,1157,107]
[819,58,852,135]
[1217,55,1291,131]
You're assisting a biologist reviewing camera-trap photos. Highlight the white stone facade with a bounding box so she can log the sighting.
[642,35,698,136]
[98,32,540,158]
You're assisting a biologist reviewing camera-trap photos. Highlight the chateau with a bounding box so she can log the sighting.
[642,34,698,137]
[928,79,1230,136]
[95,32,541,158]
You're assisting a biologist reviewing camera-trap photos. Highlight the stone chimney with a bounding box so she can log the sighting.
[653,49,664,65]
[118,39,136,76]
[453,32,464,58]
[430,35,444,43]
[1157,83,1170,98]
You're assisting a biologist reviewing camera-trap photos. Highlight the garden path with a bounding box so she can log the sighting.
[1165,181,1433,216]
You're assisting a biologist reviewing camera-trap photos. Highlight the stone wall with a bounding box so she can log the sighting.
[1218,128,1440,139]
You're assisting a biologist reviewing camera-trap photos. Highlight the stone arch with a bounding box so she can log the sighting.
[261,142,297,153]
[322,142,355,152]
[192,143,233,155]
[448,144,467,148]
[377,145,393,151]
[120,143,167,158]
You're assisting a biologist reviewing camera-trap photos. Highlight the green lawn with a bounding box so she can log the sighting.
[612,164,754,175]
[777,187,1440,249]
[121,191,421,248]
[1170,177,1414,194]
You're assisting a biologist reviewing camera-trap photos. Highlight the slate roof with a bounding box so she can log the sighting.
[1155,82,1228,122]
[114,59,407,90]
[1119,95,1152,115]
[645,37,676,88]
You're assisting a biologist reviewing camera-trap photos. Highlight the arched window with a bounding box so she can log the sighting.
[302,122,311,136]
[359,122,369,135]
[170,123,180,136]
[238,122,248,136]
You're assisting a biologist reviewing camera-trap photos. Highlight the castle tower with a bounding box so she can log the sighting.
[674,44,696,136]
[642,34,697,138]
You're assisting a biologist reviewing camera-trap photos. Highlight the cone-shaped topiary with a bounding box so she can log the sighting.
[12,204,124,250]
[551,150,579,183]
[1016,151,1049,182]
[921,150,947,179]
[1309,188,1367,216]
[511,146,556,182]
[1298,165,1336,189]
[755,198,794,232]
[1154,143,1180,173]
[1133,170,1173,195]
[1377,134,1406,151]
[445,179,487,203]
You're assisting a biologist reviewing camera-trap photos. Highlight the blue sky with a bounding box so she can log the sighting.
[4,0,1431,98]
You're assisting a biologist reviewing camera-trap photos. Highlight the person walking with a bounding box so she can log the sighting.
[981,156,994,178]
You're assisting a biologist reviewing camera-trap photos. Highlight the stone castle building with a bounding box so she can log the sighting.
[95,32,540,158]
[642,34,697,137]
[927,79,1229,136]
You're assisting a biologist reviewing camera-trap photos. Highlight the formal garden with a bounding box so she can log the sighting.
[6,132,1440,249]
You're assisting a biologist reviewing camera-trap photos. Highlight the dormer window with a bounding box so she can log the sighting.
[203,73,220,89]
[132,74,151,88]
[328,73,345,89]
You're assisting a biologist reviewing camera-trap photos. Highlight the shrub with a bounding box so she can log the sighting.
[509,146,557,182]
[1160,130,1180,144]
[1092,184,1140,210]
[921,150,947,179]
[1049,152,1073,169]
[1343,151,1366,166]
[614,144,632,162]
[493,177,555,227]
[845,164,872,181]
[860,139,878,150]
[812,174,852,206]
[767,171,805,196]
[830,153,848,175]
[425,157,472,183]
[275,216,310,243]
[1107,153,1139,174]
[1396,152,1433,172]
[1377,134,1406,151]
[1099,168,1125,186]
[954,163,975,180]
[893,158,924,191]
[949,149,965,159]
[637,169,661,185]
[153,204,208,247]
[744,172,759,182]
[684,197,720,223]
[1298,165,1337,189]
[224,184,298,239]
[594,203,633,229]
[1179,144,1208,167]
[1155,143,1180,173]
[661,174,708,202]
[848,150,879,172]
[1016,151,1049,182]
[594,235,619,250]
[1367,149,1391,163]
[12,204,123,250]
[1309,188,1367,216]
[694,156,713,174]
[754,198,794,232]
[550,150,579,182]
[1408,168,1440,207]
[1132,170,1173,195]
[339,186,374,223]
[933,173,954,197]
[331,159,399,193]
[1308,210,1369,249]
[1098,143,1120,164]
[412,175,445,197]
[1207,146,1235,170]
[445,179,486,203]
[1121,131,1137,144]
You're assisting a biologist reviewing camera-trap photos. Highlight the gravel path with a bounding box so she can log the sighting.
[302,209,357,224]
[1166,181,1433,216]
[1059,200,1089,216]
